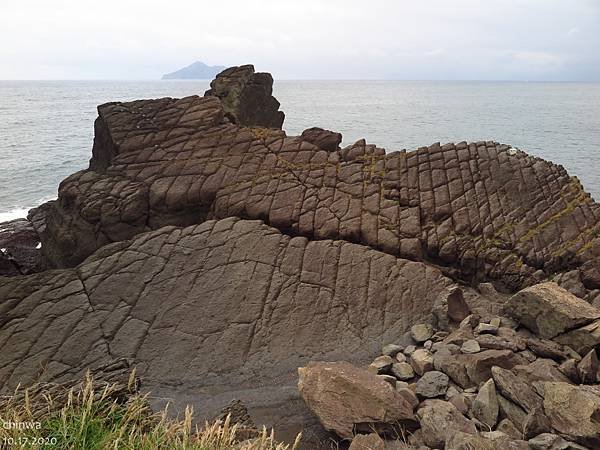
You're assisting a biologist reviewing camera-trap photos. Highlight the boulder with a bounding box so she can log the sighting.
[382,344,403,357]
[523,406,552,439]
[300,127,342,151]
[506,282,600,339]
[436,349,524,388]
[0,218,44,276]
[369,355,394,374]
[204,64,284,128]
[577,349,599,383]
[469,378,498,428]
[528,433,587,450]
[410,324,433,343]
[445,431,496,450]
[416,400,477,448]
[461,339,481,354]
[512,359,572,384]
[391,362,415,381]
[492,366,543,413]
[348,433,386,450]
[409,349,434,375]
[298,361,415,439]
[553,319,600,356]
[534,382,600,447]
[498,395,528,430]
[496,418,523,440]
[415,370,449,398]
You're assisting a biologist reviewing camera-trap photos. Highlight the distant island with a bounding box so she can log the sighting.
[162,61,226,80]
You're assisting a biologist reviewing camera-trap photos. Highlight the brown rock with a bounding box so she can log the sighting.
[204,64,284,129]
[447,286,471,323]
[553,319,600,356]
[526,337,571,362]
[492,366,543,413]
[469,378,498,428]
[558,359,581,383]
[577,349,599,383]
[349,433,386,450]
[523,406,552,439]
[512,358,572,384]
[409,349,434,375]
[535,382,600,447]
[498,395,528,430]
[496,418,523,439]
[506,282,600,339]
[300,127,342,152]
[369,355,394,374]
[416,400,477,448]
[298,361,414,439]
[445,431,496,449]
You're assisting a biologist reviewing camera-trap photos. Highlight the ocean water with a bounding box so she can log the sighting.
[1,80,599,222]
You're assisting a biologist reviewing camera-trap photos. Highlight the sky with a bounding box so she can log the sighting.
[1,0,599,81]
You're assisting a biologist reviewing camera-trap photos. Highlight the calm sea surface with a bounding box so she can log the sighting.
[1,80,599,221]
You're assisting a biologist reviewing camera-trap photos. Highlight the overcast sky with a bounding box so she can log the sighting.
[1,0,599,80]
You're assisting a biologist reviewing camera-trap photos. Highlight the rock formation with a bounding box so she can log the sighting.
[1,64,600,448]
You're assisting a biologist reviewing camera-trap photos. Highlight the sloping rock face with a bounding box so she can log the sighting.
[0,217,451,444]
[38,78,600,293]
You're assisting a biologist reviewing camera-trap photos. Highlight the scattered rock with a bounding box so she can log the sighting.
[298,361,415,439]
[447,286,471,323]
[512,359,572,384]
[553,319,600,356]
[523,406,552,439]
[416,371,449,398]
[410,324,434,343]
[469,378,498,428]
[409,349,434,376]
[498,395,528,430]
[396,387,419,410]
[492,366,543,413]
[382,344,404,357]
[348,433,386,450]
[461,339,481,354]
[496,418,522,439]
[391,362,415,381]
[526,337,571,362]
[577,349,599,383]
[403,345,417,356]
[448,393,470,414]
[416,400,477,448]
[558,359,581,384]
[369,355,394,374]
[528,433,586,450]
[534,381,600,447]
[445,431,496,450]
[506,282,600,339]
[395,353,407,363]
[475,323,498,335]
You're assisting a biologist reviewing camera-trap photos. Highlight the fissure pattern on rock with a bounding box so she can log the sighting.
[1,218,451,395]
[42,91,600,291]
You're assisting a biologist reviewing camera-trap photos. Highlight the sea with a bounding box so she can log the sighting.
[1,80,599,222]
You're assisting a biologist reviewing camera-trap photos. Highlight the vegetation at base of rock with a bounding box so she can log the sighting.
[0,373,299,450]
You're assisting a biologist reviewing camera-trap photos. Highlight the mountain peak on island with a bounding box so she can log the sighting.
[162,61,226,80]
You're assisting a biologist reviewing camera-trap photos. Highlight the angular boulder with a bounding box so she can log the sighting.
[535,382,600,447]
[416,400,477,448]
[298,361,415,439]
[204,64,284,129]
[506,282,600,339]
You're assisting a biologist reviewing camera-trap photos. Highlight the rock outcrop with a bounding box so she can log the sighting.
[1,65,600,448]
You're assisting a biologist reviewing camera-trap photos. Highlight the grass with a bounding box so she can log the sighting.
[0,371,301,450]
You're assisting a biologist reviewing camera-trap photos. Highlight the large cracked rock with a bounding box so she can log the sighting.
[0,217,452,444]
[36,72,600,292]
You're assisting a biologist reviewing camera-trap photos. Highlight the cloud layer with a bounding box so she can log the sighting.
[1,0,598,80]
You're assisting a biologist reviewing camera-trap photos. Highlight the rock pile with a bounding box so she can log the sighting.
[299,282,600,449]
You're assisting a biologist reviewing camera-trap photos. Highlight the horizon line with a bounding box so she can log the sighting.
[1,78,600,83]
